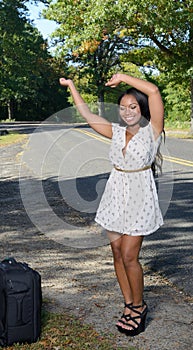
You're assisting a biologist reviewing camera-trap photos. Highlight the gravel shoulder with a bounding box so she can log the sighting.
[0,139,193,350]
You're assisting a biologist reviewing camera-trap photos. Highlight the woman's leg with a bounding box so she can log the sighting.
[108,232,146,331]
[109,232,133,304]
[109,232,144,304]
[120,235,144,306]
[120,234,146,331]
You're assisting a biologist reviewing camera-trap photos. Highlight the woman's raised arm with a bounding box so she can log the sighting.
[59,78,112,138]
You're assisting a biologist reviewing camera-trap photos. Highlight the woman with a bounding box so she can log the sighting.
[59,74,164,336]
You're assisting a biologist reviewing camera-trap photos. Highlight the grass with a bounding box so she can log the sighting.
[164,120,190,130]
[5,307,134,350]
[163,120,193,139]
[0,131,27,147]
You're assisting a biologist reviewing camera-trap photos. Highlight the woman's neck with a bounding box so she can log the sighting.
[126,124,140,135]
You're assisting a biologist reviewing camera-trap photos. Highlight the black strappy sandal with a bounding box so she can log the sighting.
[116,302,133,333]
[122,301,148,337]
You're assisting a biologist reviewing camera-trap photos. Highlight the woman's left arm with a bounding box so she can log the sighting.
[106,74,164,135]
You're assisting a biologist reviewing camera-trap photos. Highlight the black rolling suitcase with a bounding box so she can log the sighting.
[0,257,42,347]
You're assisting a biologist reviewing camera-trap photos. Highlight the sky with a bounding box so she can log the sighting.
[27,2,57,39]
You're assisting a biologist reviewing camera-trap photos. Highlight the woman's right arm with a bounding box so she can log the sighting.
[59,78,112,138]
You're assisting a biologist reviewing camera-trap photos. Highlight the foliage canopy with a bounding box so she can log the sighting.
[0,0,69,120]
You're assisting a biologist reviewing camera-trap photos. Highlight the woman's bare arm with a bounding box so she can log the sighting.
[59,78,112,138]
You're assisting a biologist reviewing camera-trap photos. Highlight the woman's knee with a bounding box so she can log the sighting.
[121,235,143,267]
[111,241,122,261]
[122,250,138,268]
[112,243,137,265]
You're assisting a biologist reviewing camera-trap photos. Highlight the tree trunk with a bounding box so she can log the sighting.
[98,89,105,116]
[7,99,14,120]
[191,78,193,134]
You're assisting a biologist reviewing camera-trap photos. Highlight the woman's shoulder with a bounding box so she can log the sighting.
[112,123,125,131]
[112,123,126,137]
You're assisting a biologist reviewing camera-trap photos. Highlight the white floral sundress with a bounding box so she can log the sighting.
[95,122,164,236]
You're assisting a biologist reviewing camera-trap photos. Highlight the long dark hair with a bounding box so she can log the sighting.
[118,87,163,176]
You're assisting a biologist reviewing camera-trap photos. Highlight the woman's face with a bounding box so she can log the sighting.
[119,94,141,127]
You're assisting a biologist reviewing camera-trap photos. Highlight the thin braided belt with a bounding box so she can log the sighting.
[114,165,151,173]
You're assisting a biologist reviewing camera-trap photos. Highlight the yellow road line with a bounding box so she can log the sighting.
[75,128,111,144]
[163,155,193,167]
[75,128,193,168]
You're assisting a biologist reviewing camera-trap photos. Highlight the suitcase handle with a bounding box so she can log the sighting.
[1,258,17,265]
[1,258,29,271]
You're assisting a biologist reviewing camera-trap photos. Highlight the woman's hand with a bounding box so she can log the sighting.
[105,74,123,88]
[59,77,72,87]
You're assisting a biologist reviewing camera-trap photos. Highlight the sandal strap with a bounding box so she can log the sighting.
[117,315,126,325]
[124,309,147,329]
[129,301,147,316]
[125,305,148,327]
[123,314,131,322]
[124,302,133,319]
[125,302,133,306]
[124,302,133,309]
[126,315,140,328]
[121,315,140,330]
[117,312,131,326]
[130,308,142,316]
[118,302,133,324]
[131,300,146,309]
[132,300,146,308]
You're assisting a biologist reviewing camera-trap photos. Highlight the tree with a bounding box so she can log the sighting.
[14,55,71,121]
[44,0,193,130]
[0,0,69,120]
[43,0,146,114]
[0,0,49,119]
[0,1,38,118]
[119,0,193,130]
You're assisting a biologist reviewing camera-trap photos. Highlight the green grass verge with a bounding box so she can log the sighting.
[6,308,135,350]
[0,131,27,147]
[164,120,193,139]
[164,120,190,130]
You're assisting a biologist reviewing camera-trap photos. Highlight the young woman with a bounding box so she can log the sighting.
[59,74,164,336]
